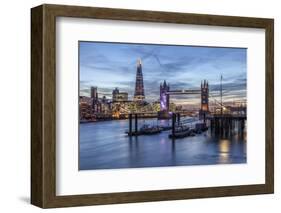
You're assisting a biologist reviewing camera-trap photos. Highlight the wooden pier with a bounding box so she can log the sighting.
[208,114,246,137]
[127,112,246,139]
[128,114,139,136]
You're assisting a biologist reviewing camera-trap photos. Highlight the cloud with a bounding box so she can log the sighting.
[79,41,247,104]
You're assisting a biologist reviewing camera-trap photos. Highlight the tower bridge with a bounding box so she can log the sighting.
[127,73,246,138]
[159,80,209,119]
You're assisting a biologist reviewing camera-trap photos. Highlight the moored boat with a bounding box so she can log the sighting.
[139,124,162,135]
[126,124,162,136]
[169,126,191,139]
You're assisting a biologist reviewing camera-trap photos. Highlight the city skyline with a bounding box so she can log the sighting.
[79,41,247,107]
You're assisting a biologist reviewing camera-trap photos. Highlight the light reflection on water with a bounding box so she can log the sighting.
[79,118,246,170]
[219,139,230,164]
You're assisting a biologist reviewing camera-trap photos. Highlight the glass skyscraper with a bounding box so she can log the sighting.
[134,58,145,101]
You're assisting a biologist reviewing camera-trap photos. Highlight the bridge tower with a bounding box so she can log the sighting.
[200,80,209,120]
[160,80,170,111]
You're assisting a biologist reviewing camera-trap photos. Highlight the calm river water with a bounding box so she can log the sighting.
[79,118,246,170]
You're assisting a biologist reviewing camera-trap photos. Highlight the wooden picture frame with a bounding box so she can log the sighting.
[31,4,274,208]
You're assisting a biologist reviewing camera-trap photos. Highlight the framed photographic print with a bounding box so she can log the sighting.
[31,4,274,208]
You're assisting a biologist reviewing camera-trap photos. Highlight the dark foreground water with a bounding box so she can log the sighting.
[79,118,246,170]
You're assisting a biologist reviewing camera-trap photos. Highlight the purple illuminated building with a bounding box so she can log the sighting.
[160,80,170,111]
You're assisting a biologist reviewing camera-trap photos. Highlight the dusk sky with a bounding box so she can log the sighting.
[79,41,247,107]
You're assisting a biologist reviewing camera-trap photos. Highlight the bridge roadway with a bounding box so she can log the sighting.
[166,89,201,95]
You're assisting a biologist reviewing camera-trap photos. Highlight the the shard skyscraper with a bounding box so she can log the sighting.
[134,58,145,101]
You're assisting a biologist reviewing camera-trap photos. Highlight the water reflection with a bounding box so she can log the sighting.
[219,139,230,164]
[79,118,246,170]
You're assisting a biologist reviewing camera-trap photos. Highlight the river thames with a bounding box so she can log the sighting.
[79,118,246,170]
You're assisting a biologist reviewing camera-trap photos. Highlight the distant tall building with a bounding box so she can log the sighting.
[134,59,145,101]
[90,86,98,100]
[90,86,99,113]
[112,88,128,102]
